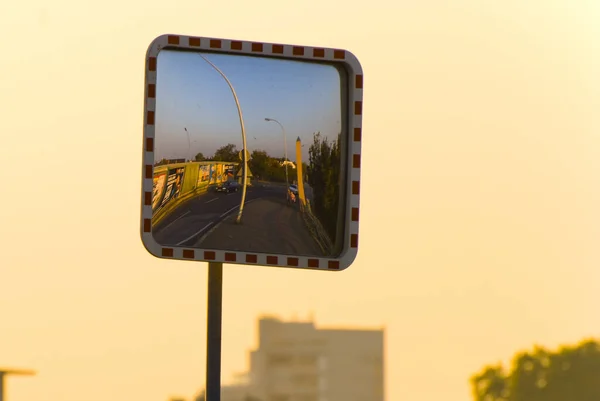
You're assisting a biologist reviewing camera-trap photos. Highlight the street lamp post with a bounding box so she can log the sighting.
[264,118,289,187]
[184,127,191,162]
[199,53,248,225]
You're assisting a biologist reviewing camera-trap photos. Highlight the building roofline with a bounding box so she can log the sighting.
[257,314,384,331]
[319,326,385,332]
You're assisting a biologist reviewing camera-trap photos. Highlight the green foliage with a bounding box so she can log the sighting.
[194,152,206,161]
[248,149,287,183]
[307,131,341,243]
[471,339,600,401]
[212,143,238,162]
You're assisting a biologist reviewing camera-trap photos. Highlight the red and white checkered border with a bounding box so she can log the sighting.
[140,34,363,271]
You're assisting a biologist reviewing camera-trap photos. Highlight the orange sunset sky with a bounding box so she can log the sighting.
[1,1,599,401]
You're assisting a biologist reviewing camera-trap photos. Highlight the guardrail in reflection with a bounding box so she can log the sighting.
[301,201,334,256]
[152,160,244,227]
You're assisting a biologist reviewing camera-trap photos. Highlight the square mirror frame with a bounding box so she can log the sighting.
[140,34,363,271]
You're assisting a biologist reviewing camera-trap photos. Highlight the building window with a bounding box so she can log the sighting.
[269,394,290,401]
[296,395,319,401]
[291,374,319,387]
[297,355,318,365]
[318,376,327,392]
[317,357,327,371]
[268,354,293,366]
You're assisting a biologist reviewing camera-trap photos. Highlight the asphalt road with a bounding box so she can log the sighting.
[152,183,291,247]
[195,197,323,256]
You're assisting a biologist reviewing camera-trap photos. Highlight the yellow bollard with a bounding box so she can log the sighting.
[295,137,307,211]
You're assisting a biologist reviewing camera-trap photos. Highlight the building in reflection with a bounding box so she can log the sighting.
[195,315,385,401]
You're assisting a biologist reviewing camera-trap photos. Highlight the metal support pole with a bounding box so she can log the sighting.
[0,373,5,401]
[205,262,223,401]
[0,369,35,401]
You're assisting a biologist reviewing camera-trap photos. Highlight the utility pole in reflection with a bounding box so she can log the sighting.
[264,117,289,188]
[0,368,36,401]
[184,128,192,162]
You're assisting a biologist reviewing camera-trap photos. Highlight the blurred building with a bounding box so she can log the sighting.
[194,373,255,401]
[196,315,385,401]
[195,384,255,401]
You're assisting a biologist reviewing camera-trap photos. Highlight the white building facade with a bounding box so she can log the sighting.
[247,316,384,401]
[195,315,384,401]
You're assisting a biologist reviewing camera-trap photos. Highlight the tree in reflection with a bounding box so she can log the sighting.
[471,339,600,401]
[212,143,239,162]
[307,131,341,242]
[248,149,287,183]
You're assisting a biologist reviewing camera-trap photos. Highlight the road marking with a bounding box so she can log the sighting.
[176,222,215,246]
[160,210,191,232]
[219,198,259,218]
[219,205,239,218]
[204,198,218,204]
[175,198,261,246]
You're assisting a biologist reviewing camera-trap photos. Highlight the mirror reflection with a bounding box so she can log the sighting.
[152,50,347,258]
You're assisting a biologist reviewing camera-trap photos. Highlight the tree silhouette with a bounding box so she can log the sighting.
[471,339,600,401]
[248,149,287,183]
[212,144,238,162]
[248,150,269,179]
[307,131,341,242]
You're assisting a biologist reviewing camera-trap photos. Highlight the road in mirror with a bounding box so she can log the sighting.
[152,49,348,258]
